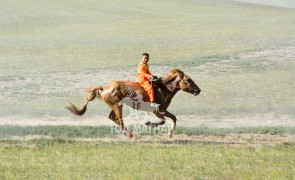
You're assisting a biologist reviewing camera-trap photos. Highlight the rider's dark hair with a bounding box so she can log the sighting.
[142,53,149,58]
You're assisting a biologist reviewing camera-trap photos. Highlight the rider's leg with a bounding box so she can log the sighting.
[141,81,160,108]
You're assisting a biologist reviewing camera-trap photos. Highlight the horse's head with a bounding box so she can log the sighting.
[179,74,201,96]
[162,68,201,96]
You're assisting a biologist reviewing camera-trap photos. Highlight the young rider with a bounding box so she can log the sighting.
[137,53,160,108]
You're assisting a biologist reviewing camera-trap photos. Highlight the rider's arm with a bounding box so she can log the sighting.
[138,64,153,79]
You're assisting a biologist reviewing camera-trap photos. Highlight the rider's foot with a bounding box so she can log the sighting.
[150,102,160,108]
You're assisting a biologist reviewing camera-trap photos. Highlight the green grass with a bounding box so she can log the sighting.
[0,125,113,139]
[0,141,294,179]
[1,125,295,179]
[1,125,295,139]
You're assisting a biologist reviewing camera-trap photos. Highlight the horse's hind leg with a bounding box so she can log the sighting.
[111,106,133,139]
[108,110,119,124]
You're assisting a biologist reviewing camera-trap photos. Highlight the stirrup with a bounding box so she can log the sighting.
[150,102,160,108]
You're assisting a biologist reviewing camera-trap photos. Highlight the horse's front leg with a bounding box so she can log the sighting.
[145,111,166,127]
[162,111,177,138]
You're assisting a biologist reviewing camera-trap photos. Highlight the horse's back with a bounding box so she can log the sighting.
[103,80,146,96]
[104,80,141,89]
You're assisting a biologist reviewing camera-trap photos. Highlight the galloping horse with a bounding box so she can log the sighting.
[66,68,201,139]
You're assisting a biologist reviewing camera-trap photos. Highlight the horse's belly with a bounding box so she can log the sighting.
[119,95,156,113]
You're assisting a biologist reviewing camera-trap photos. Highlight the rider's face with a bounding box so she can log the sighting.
[141,55,149,64]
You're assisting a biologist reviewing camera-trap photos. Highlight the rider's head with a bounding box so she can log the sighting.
[141,53,149,64]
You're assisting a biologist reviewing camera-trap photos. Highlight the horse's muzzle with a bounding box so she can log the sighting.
[193,88,201,96]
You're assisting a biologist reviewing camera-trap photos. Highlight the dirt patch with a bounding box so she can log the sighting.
[1,113,294,128]
[197,45,295,74]
[3,133,295,149]
[131,133,295,148]
[239,46,295,61]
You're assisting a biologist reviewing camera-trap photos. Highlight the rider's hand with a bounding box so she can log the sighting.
[149,76,159,82]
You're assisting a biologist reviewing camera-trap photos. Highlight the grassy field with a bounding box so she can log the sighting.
[1,125,295,179]
[0,140,294,179]
[1,125,294,179]
[1,1,295,178]
[1,0,295,75]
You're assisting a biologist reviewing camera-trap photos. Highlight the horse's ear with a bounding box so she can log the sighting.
[179,73,184,79]
[173,69,184,79]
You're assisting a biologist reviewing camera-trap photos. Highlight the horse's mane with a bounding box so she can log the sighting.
[161,68,184,84]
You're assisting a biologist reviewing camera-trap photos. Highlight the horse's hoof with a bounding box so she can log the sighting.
[168,131,173,138]
[145,121,151,126]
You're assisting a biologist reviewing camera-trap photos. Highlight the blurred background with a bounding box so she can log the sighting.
[0,0,294,127]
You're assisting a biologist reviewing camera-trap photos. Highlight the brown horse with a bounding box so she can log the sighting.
[66,68,201,139]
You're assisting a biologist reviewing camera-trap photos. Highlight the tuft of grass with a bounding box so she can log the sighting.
[29,138,76,146]
[0,125,114,139]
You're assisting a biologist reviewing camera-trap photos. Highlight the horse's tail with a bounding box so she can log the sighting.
[66,85,103,116]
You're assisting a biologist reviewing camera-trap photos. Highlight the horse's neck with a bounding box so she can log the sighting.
[167,88,179,102]
[160,81,180,104]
